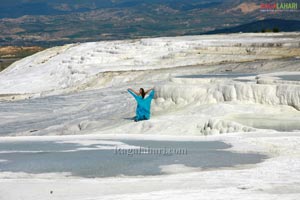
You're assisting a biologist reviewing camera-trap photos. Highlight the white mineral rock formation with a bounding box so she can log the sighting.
[0,33,299,95]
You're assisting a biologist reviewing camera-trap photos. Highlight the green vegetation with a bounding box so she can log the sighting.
[273,27,279,33]
[205,19,297,35]
[261,27,280,33]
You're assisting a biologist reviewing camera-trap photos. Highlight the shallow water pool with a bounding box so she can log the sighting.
[277,74,300,81]
[227,114,300,132]
[0,139,267,178]
[176,73,257,79]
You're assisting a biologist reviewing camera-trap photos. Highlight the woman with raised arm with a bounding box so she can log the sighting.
[127,87,155,122]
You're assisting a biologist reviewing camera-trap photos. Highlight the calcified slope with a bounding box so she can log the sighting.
[0,33,300,96]
[1,33,300,200]
[152,73,300,135]
[0,33,300,136]
[157,75,300,111]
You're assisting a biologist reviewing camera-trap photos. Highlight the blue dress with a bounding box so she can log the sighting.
[128,89,155,121]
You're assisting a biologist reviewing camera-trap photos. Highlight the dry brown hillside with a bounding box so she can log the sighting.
[0,46,43,71]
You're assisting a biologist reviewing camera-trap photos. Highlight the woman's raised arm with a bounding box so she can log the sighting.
[128,88,140,96]
[145,87,154,95]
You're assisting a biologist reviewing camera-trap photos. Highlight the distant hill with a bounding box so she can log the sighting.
[0,0,223,18]
[203,19,300,34]
[0,0,299,47]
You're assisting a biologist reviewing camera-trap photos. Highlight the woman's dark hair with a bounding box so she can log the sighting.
[140,88,145,99]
